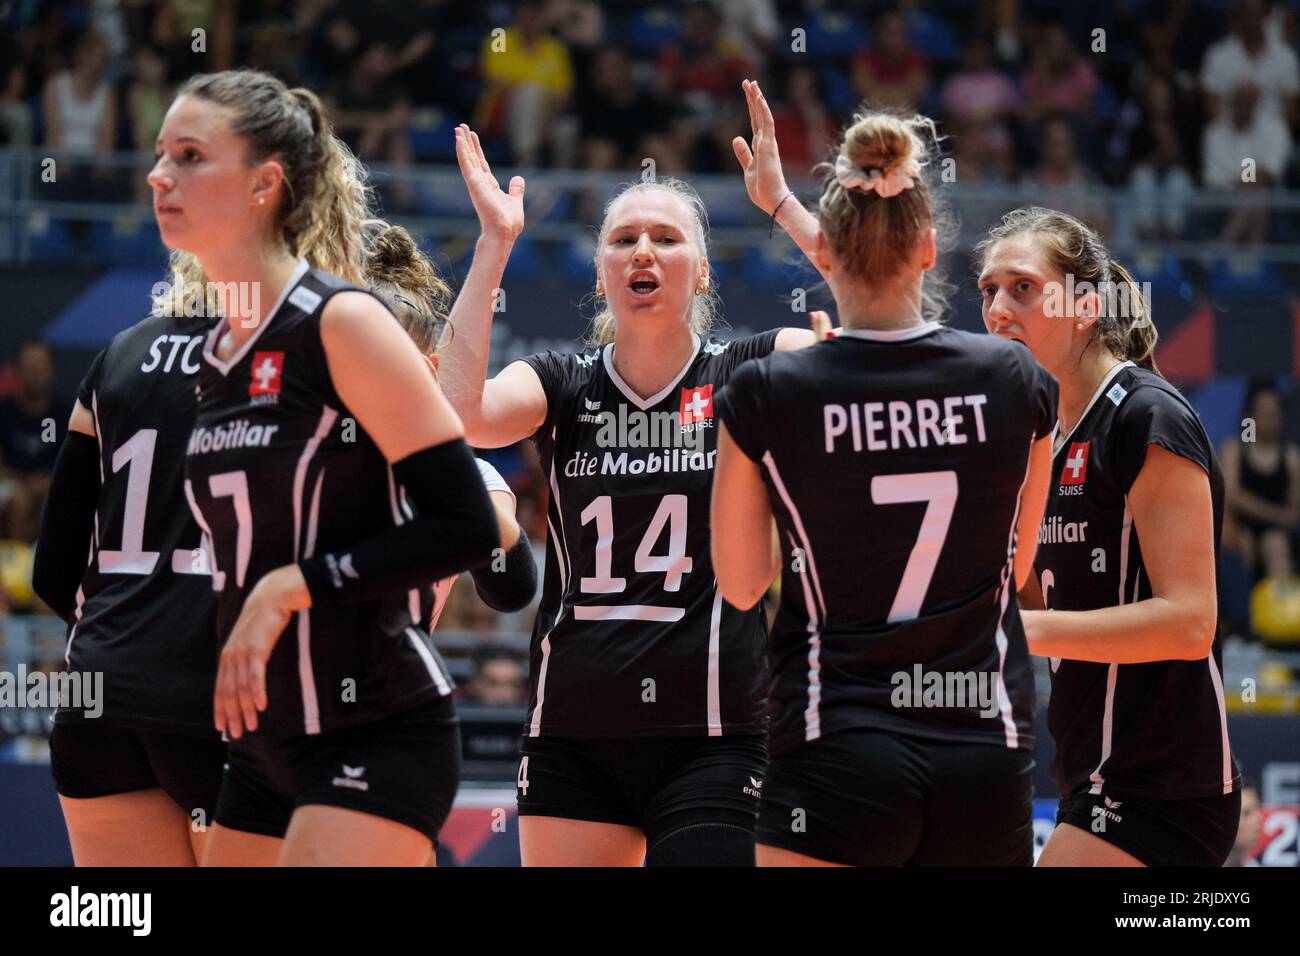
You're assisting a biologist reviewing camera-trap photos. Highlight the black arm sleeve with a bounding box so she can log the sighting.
[32,431,100,620]
[470,525,538,612]
[298,437,499,605]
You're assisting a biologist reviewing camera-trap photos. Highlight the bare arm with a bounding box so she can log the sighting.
[1014,435,1053,591]
[711,423,779,610]
[732,79,827,283]
[1023,445,1217,663]
[437,123,549,448]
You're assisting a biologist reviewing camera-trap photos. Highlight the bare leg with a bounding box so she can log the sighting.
[519,816,646,866]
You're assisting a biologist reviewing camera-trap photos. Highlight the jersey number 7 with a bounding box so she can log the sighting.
[871,471,958,623]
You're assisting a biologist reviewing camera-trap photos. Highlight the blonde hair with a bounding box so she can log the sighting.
[816,108,954,321]
[585,178,720,347]
[975,206,1159,373]
[364,221,453,355]
[152,69,374,316]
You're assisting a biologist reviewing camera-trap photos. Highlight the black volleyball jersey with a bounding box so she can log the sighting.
[185,262,454,737]
[716,323,1057,755]
[520,329,781,738]
[56,313,219,734]
[1036,361,1239,801]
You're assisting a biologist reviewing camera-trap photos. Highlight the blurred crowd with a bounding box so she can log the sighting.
[2,0,1299,241]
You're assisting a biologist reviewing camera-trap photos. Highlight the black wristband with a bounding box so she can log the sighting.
[470,525,537,612]
[32,431,101,620]
[298,437,499,607]
[768,191,795,239]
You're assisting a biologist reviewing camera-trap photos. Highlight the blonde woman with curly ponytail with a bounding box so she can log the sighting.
[977,207,1241,868]
[150,70,499,867]
[715,81,1055,867]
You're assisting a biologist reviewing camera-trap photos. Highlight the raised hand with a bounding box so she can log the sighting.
[454,123,525,243]
[732,79,791,216]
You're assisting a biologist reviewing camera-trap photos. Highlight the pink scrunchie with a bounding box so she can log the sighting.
[834,154,920,198]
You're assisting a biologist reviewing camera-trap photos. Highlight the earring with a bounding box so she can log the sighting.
[1076,322,1084,330]
[258,196,265,206]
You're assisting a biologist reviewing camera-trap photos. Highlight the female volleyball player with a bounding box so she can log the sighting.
[364,221,538,628]
[712,105,1056,867]
[32,291,224,867]
[439,123,820,866]
[976,207,1241,867]
[149,69,498,867]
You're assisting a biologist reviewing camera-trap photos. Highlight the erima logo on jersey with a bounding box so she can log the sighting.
[324,552,359,589]
[332,763,369,791]
[584,398,601,410]
[743,776,763,797]
[187,420,279,455]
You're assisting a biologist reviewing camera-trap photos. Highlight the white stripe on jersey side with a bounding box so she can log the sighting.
[706,583,724,737]
[573,604,684,622]
[1205,652,1234,794]
[1088,499,1133,795]
[386,465,422,630]
[528,427,569,737]
[292,405,337,735]
[990,448,1034,748]
[405,626,452,696]
[762,452,828,742]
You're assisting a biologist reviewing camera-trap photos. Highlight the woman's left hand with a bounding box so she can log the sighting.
[213,564,311,739]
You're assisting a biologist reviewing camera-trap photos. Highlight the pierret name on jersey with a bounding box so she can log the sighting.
[824,394,989,453]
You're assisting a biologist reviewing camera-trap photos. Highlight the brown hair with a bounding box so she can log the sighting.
[153,69,373,315]
[586,178,720,348]
[974,206,1158,372]
[364,221,453,355]
[815,108,953,320]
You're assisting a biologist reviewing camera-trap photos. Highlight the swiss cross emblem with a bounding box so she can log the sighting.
[1061,441,1090,485]
[680,384,714,425]
[250,351,284,396]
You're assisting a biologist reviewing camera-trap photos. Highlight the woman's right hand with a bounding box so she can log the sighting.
[732,78,791,216]
[454,123,525,243]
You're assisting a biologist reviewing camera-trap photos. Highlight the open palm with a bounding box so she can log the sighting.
[732,79,790,216]
[455,123,525,242]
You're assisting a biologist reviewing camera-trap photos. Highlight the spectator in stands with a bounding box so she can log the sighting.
[0,341,68,543]
[0,31,35,146]
[1224,783,1263,866]
[1123,76,1197,238]
[1200,0,1299,127]
[41,31,115,159]
[577,46,671,172]
[770,65,838,180]
[1202,83,1291,244]
[1221,381,1300,581]
[1023,116,1108,231]
[718,0,779,70]
[1020,22,1101,124]
[325,40,413,171]
[655,0,752,171]
[463,650,528,707]
[127,43,172,207]
[150,0,236,73]
[851,8,929,114]
[541,0,605,93]
[437,571,501,633]
[476,0,575,166]
[948,116,1017,186]
[941,35,1019,134]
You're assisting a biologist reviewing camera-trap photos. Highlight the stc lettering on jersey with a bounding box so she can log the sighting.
[680,384,714,425]
[249,351,285,397]
[1060,441,1090,491]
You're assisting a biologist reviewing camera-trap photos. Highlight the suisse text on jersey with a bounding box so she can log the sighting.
[824,394,989,453]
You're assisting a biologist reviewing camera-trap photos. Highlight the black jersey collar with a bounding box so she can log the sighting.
[1052,359,1136,456]
[601,333,701,410]
[836,320,942,342]
[202,258,310,376]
